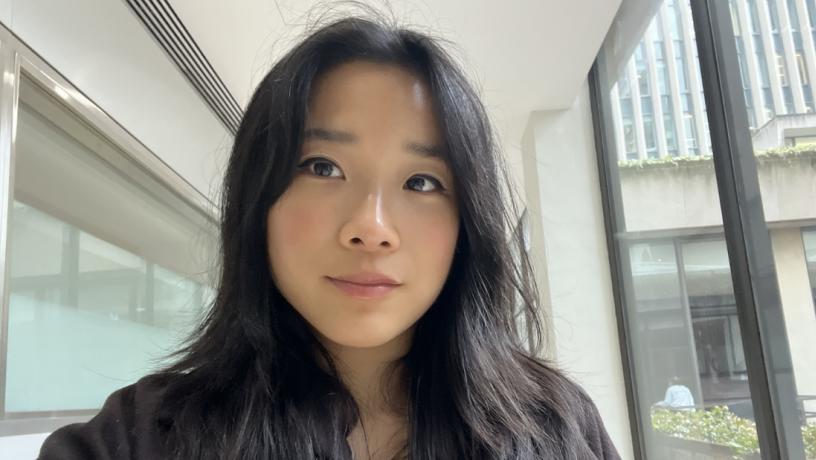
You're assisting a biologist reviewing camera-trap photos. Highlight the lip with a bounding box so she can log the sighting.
[326,272,401,299]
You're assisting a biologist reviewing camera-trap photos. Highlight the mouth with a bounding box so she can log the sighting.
[325,276,401,299]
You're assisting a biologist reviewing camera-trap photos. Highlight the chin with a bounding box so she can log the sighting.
[317,322,409,350]
[324,330,399,349]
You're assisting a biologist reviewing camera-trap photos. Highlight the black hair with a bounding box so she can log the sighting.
[153,14,591,459]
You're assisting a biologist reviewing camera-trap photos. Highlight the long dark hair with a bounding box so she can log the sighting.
[154,14,589,459]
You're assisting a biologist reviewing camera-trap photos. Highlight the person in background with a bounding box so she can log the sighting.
[661,376,696,409]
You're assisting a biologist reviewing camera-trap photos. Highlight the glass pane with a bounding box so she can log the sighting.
[806,229,816,307]
[728,0,816,456]
[4,76,216,413]
[598,0,769,457]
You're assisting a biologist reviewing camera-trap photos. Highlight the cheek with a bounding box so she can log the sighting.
[267,191,334,274]
[403,203,459,280]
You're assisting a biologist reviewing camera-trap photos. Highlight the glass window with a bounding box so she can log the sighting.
[4,75,216,414]
[624,117,637,158]
[644,114,658,155]
[663,111,679,155]
[594,0,816,457]
[769,0,782,32]
[805,230,816,311]
[728,0,816,448]
[788,134,816,145]
[683,114,698,152]
[778,54,790,87]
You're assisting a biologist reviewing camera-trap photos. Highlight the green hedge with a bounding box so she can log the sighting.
[619,144,816,170]
[805,423,816,459]
[652,406,816,459]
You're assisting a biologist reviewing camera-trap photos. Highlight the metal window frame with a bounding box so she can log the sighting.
[691,0,804,457]
[588,60,647,459]
[590,0,808,458]
[0,23,216,436]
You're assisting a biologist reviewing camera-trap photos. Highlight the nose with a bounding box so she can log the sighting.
[339,191,400,253]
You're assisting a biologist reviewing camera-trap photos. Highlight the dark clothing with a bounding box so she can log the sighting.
[38,373,621,459]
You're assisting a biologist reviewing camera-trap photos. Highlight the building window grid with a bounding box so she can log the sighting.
[611,0,816,157]
[619,0,816,158]
[792,0,816,111]
[768,0,813,114]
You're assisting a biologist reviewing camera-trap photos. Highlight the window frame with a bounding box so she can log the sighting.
[0,24,216,436]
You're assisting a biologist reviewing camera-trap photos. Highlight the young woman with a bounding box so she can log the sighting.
[39,16,620,460]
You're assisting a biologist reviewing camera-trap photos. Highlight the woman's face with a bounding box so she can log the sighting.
[266,61,460,350]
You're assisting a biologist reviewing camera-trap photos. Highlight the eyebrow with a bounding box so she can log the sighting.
[304,127,444,159]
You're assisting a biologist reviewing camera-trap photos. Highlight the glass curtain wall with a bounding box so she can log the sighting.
[594,0,814,458]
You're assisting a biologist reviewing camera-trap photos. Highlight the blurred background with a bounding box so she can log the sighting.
[0,1,813,458]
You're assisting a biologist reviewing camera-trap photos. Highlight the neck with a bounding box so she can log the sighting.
[317,327,413,416]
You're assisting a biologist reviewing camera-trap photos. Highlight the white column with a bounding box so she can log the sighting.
[735,0,769,126]
[775,0,807,112]
[522,83,634,459]
[770,228,816,420]
[756,0,788,114]
[660,4,689,156]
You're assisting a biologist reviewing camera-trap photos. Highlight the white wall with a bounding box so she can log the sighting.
[771,228,816,416]
[0,0,232,203]
[522,80,634,458]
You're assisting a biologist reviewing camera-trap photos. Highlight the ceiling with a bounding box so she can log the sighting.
[168,0,622,172]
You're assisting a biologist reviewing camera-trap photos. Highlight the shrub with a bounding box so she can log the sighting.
[618,143,816,170]
[804,423,816,459]
[651,406,759,458]
[652,406,816,459]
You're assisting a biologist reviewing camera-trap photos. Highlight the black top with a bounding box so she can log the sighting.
[37,374,621,459]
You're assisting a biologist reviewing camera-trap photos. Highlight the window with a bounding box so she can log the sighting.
[593,0,811,457]
[787,135,816,145]
[797,53,809,85]
[0,37,216,431]
[683,114,698,153]
[778,54,789,87]
[805,230,816,313]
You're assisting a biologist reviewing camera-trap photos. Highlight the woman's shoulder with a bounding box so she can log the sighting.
[37,373,174,460]
[523,357,621,459]
[569,384,621,459]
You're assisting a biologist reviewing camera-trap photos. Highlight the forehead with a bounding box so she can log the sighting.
[306,61,441,141]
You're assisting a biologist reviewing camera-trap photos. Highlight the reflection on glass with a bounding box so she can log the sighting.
[682,239,751,417]
[729,0,816,457]
[6,203,212,412]
[4,80,216,414]
[603,0,815,455]
[806,230,816,308]
[627,237,760,457]
[598,0,786,457]
[605,0,816,453]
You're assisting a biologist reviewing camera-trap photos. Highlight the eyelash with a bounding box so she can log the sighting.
[296,157,446,193]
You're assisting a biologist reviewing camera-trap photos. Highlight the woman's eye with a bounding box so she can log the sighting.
[297,158,344,178]
[405,175,444,193]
